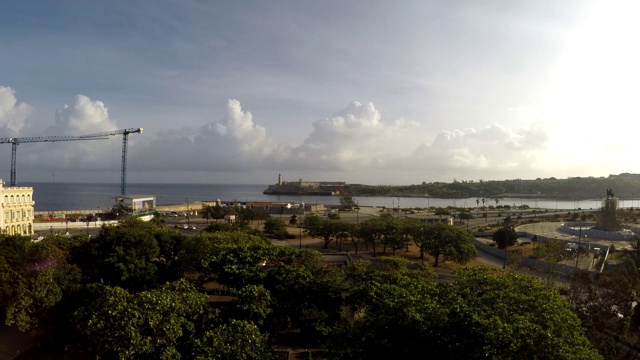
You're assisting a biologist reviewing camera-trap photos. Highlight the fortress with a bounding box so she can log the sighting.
[263,174,346,195]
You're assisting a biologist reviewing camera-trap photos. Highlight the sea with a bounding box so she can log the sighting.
[21,182,634,212]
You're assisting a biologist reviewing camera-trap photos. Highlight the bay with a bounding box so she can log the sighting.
[22,182,634,212]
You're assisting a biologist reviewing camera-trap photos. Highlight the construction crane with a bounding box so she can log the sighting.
[0,128,142,195]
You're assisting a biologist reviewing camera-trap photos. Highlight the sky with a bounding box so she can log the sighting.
[1,0,639,185]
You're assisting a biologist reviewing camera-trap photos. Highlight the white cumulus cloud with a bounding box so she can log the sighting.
[412,123,551,180]
[21,95,123,175]
[290,101,420,170]
[0,86,31,133]
[133,99,287,173]
[53,95,118,134]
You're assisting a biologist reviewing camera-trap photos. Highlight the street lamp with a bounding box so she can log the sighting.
[575,226,586,269]
[65,219,69,234]
[186,198,190,227]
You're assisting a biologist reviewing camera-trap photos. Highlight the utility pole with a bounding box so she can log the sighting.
[186,198,190,227]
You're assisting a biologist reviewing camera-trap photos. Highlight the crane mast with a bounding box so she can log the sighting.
[83,128,143,195]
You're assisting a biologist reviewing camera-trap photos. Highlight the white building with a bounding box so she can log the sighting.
[1,180,35,235]
[113,195,156,216]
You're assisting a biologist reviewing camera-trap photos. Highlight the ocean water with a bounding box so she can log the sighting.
[21,182,608,212]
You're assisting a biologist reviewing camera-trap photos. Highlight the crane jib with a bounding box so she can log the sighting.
[1,128,141,188]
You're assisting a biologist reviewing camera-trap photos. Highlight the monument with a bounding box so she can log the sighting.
[598,188,621,231]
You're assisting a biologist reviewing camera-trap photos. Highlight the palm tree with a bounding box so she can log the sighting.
[150,211,166,228]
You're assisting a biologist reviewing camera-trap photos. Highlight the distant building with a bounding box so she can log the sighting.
[421,216,454,225]
[247,201,304,215]
[113,195,156,216]
[0,180,35,235]
[263,175,346,195]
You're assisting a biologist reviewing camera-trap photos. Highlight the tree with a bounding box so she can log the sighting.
[359,217,389,256]
[458,211,474,228]
[434,207,451,217]
[420,222,476,267]
[432,267,602,359]
[154,230,187,283]
[329,257,439,359]
[303,214,338,249]
[179,232,273,288]
[339,195,357,211]
[327,211,341,220]
[492,226,517,249]
[531,238,565,287]
[265,247,345,338]
[71,218,160,291]
[72,280,270,359]
[332,264,600,359]
[227,284,272,327]
[201,204,227,220]
[195,319,275,360]
[0,235,80,331]
[567,262,639,358]
[150,211,166,228]
[263,217,288,239]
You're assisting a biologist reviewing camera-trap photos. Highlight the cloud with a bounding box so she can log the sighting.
[130,100,554,184]
[132,99,287,172]
[21,95,123,173]
[7,95,557,184]
[412,123,551,179]
[194,99,285,161]
[0,86,31,133]
[53,95,118,134]
[289,101,420,170]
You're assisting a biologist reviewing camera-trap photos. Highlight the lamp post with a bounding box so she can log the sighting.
[575,226,585,269]
[502,229,512,270]
[65,219,69,233]
[186,198,190,227]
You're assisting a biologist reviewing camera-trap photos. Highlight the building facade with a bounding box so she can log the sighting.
[1,180,35,235]
[113,195,156,216]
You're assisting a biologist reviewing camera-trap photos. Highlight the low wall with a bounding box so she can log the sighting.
[34,220,119,232]
[559,222,634,240]
[474,239,582,276]
[35,209,104,218]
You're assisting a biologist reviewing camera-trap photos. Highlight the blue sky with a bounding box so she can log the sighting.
[1,1,639,185]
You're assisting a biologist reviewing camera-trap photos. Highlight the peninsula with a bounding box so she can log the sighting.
[263,174,345,195]
[264,173,640,200]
